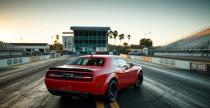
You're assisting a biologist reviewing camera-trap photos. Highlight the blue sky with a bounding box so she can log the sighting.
[0,0,210,46]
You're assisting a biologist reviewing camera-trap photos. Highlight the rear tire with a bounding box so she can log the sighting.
[134,74,143,88]
[104,80,118,102]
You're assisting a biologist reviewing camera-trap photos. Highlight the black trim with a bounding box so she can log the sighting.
[48,89,91,97]
[49,67,92,72]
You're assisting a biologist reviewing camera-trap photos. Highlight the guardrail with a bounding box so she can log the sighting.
[120,54,210,72]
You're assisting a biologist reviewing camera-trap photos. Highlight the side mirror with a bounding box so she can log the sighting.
[129,63,134,67]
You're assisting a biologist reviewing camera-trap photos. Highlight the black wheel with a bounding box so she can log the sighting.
[104,80,118,102]
[134,74,143,88]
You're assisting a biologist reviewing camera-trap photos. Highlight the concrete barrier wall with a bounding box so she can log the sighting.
[152,57,190,70]
[0,55,51,68]
[190,62,210,72]
[126,55,195,70]
[175,60,190,70]
[130,55,136,60]
[119,54,209,72]
[50,53,61,58]
[22,57,30,64]
[0,59,8,68]
[136,56,144,61]
[40,55,50,60]
[119,54,129,59]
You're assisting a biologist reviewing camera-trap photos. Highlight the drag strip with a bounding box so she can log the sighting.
[1,56,210,108]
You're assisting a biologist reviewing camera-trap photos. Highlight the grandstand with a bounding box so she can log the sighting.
[153,27,210,57]
[167,28,210,48]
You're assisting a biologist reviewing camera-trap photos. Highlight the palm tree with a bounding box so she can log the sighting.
[118,33,125,46]
[112,30,118,50]
[108,30,113,38]
[108,30,113,44]
[127,34,131,48]
[113,30,118,45]
[127,34,131,41]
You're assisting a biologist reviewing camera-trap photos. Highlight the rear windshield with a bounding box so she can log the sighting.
[66,57,104,66]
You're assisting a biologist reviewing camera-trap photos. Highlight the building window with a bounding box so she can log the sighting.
[93,40,96,44]
[75,39,78,44]
[89,31,93,36]
[85,31,88,36]
[79,40,82,43]
[93,31,96,36]
[89,40,93,44]
[85,40,88,44]
[79,31,85,36]
[102,31,106,36]
[75,31,79,36]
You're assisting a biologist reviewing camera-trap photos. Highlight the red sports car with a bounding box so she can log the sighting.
[45,55,143,102]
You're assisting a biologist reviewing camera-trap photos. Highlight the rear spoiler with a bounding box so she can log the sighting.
[49,67,92,72]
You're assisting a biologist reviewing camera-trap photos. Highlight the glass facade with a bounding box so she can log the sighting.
[73,30,108,52]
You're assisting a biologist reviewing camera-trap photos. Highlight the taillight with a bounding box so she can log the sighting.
[46,71,93,81]
[47,73,63,78]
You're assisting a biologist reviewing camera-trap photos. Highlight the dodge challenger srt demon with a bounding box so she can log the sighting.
[45,55,143,102]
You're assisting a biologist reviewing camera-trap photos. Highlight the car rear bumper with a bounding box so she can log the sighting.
[45,76,107,96]
[48,89,91,97]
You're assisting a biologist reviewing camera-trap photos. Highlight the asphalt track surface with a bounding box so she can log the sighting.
[0,55,209,108]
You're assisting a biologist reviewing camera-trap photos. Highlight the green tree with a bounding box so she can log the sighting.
[139,38,153,48]
[53,34,63,52]
[123,42,128,46]
[130,44,141,49]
